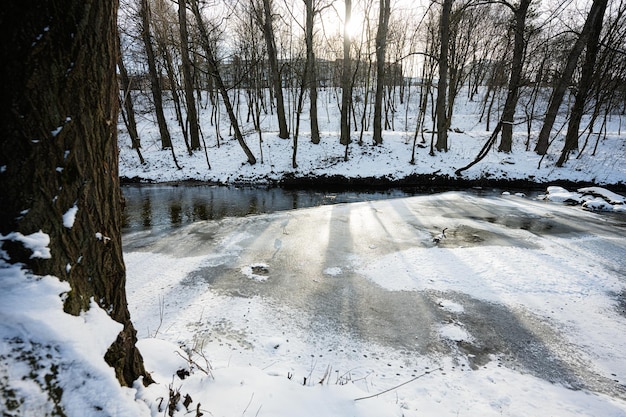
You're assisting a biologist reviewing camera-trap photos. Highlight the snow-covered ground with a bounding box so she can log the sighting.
[2,88,626,417]
[118,88,626,188]
[5,189,625,417]
[120,190,626,417]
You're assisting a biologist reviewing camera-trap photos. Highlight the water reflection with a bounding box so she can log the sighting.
[121,184,420,232]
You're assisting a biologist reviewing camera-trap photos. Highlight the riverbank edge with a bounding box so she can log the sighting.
[120,173,626,194]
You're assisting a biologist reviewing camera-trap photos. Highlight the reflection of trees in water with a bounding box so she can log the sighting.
[122,185,417,232]
[193,201,208,221]
[249,195,258,216]
[141,198,152,227]
[169,202,182,225]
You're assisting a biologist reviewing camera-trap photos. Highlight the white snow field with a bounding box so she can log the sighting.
[121,191,626,417]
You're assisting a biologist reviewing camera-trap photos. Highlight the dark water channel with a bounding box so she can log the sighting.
[121,184,467,232]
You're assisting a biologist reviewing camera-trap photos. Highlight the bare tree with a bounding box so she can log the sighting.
[179,0,202,150]
[556,0,607,166]
[373,0,391,145]
[190,0,257,164]
[435,0,453,152]
[140,0,174,151]
[498,0,532,152]
[534,0,609,155]
[340,0,353,146]
[304,0,321,144]
[253,0,290,139]
[117,32,145,164]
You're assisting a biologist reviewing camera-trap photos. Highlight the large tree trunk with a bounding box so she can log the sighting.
[179,0,201,150]
[556,0,607,166]
[140,0,173,150]
[435,0,453,152]
[498,0,532,152]
[373,0,391,145]
[0,0,151,387]
[534,0,608,155]
[340,0,353,146]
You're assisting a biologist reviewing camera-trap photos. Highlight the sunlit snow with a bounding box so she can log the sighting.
[2,82,625,417]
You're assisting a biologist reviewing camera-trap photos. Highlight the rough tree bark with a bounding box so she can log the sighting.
[0,0,151,387]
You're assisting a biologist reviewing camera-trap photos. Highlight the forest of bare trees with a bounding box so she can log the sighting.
[117,0,626,170]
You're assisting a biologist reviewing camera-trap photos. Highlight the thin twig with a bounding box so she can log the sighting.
[353,368,443,402]
[241,393,254,416]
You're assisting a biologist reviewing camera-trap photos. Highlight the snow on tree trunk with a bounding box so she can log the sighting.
[0,0,152,387]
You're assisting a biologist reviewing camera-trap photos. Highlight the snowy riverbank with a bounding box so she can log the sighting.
[118,88,626,191]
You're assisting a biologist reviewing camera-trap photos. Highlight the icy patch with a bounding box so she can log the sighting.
[62,204,78,228]
[241,263,270,281]
[323,267,343,276]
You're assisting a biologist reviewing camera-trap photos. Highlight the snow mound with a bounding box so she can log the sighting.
[543,186,625,212]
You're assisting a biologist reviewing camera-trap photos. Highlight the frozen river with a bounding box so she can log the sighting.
[122,186,626,415]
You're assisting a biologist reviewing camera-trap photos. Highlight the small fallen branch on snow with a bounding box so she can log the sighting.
[353,367,443,401]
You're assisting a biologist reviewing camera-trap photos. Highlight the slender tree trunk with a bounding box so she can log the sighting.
[436,0,453,152]
[191,0,256,164]
[117,35,145,164]
[258,0,289,139]
[305,0,320,144]
[160,42,192,155]
[498,0,531,152]
[373,0,391,145]
[178,0,201,150]
[293,73,307,168]
[534,0,608,155]
[556,0,606,166]
[140,0,172,149]
[340,0,353,146]
[1,0,151,388]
